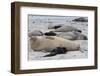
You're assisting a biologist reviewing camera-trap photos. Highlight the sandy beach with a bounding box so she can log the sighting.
[28,15,88,60]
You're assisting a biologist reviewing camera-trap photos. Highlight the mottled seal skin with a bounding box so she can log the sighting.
[43,47,67,57]
[28,30,43,37]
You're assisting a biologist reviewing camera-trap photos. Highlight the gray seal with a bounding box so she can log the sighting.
[54,26,81,32]
[28,30,43,37]
[57,31,87,40]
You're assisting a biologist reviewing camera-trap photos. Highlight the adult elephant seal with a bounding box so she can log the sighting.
[57,31,88,40]
[54,26,81,32]
[29,36,81,52]
[49,25,82,33]
[44,31,87,40]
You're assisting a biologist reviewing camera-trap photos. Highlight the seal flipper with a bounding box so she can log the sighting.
[43,49,57,57]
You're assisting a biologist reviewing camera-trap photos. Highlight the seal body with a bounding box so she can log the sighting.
[30,36,80,51]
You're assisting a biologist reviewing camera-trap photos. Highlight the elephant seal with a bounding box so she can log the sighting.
[43,47,67,57]
[57,31,88,40]
[29,36,81,51]
[72,17,88,22]
[28,30,43,37]
[54,26,81,32]
[48,24,81,33]
[44,31,87,40]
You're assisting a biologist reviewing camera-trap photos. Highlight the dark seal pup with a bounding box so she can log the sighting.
[44,47,67,57]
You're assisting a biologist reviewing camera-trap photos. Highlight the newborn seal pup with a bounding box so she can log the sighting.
[44,47,67,57]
